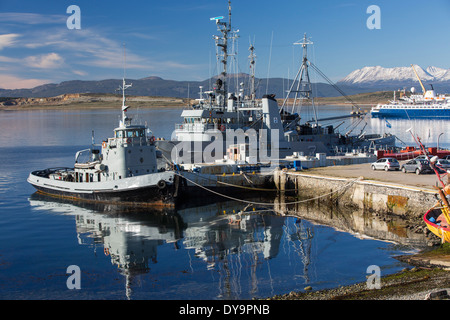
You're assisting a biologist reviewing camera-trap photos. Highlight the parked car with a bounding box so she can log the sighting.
[371,158,400,171]
[401,159,432,174]
[434,159,450,172]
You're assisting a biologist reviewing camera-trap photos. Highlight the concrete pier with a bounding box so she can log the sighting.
[273,163,441,218]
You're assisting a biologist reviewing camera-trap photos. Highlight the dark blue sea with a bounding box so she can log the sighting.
[0,106,447,300]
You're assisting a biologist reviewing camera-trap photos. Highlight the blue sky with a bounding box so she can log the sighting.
[0,0,449,89]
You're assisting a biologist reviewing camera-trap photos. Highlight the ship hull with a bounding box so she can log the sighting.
[371,107,450,119]
[27,170,177,207]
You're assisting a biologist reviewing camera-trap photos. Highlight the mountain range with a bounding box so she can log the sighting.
[338,65,450,92]
[1,65,449,98]
[0,75,365,99]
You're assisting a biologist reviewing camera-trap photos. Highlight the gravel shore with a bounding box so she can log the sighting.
[267,248,450,300]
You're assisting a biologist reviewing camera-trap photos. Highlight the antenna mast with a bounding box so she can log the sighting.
[248,43,257,103]
[281,33,318,126]
[211,0,238,109]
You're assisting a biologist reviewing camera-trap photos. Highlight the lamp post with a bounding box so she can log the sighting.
[438,132,444,150]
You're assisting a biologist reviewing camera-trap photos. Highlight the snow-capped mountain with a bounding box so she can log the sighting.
[339,65,450,85]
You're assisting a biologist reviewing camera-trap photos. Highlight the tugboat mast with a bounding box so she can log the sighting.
[119,78,132,128]
[119,45,132,128]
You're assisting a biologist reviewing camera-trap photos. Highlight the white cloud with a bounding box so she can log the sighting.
[72,70,88,76]
[0,34,20,50]
[0,25,200,88]
[0,12,65,25]
[25,53,64,69]
[0,75,49,89]
[0,55,19,63]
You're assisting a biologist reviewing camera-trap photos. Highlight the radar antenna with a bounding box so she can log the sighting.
[119,44,132,127]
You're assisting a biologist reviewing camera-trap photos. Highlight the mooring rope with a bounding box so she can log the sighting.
[157,146,361,206]
[180,169,295,191]
[175,171,362,207]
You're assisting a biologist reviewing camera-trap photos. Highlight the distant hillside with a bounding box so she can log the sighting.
[0,93,189,109]
[4,67,448,100]
[0,90,395,111]
[0,75,371,99]
[315,91,394,106]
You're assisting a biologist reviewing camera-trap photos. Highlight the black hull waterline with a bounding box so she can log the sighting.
[30,183,176,207]
[28,170,275,209]
[27,169,179,208]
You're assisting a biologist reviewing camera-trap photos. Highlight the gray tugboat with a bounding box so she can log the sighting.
[27,79,177,207]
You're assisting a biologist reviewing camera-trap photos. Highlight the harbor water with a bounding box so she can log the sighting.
[0,105,448,300]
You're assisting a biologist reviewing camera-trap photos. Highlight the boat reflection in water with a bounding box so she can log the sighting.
[29,193,420,300]
[29,193,296,299]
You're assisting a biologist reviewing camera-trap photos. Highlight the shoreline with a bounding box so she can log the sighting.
[0,94,190,111]
[0,104,188,111]
[267,246,450,300]
[0,100,376,111]
[0,91,387,111]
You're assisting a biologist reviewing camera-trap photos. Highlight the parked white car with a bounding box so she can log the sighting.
[371,158,400,171]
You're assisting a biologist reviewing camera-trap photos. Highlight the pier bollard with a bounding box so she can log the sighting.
[280,170,287,192]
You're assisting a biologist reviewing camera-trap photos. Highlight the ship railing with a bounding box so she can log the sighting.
[175,123,223,132]
[107,137,150,147]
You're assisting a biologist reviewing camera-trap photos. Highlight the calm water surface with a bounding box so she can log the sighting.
[0,106,447,300]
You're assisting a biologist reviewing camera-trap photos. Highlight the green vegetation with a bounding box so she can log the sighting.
[0,90,399,110]
[416,243,450,258]
[314,91,394,106]
[0,94,190,110]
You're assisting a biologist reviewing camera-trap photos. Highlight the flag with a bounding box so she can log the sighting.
[385,119,391,128]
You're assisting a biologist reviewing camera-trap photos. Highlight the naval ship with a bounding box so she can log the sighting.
[156,2,395,165]
[27,79,178,207]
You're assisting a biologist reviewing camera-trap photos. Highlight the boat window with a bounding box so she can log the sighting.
[115,130,124,138]
[125,129,145,138]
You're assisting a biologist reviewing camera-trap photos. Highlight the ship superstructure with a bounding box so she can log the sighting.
[157,2,395,164]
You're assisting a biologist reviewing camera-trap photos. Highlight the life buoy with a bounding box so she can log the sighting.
[157,180,167,190]
[102,141,107,149]
[149,136,156,143]
[220,125,225,132]
[104,248,110,256]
